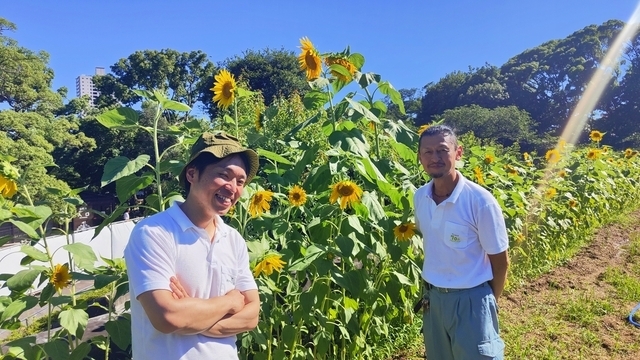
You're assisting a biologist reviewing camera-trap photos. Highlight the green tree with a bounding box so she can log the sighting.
[386,88,422,121]
[0,17,65,116]
[93,49,216,116]
[439,105,541,150]
[223,48,308,105]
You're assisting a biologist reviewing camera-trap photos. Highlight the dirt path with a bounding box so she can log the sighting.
[499,211,640,359]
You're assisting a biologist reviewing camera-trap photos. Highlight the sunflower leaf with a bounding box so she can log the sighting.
[59,308,88,337]
[63,243,97,271]
[20,245,49,262]
[378,81,405,115]
[96,107,139,129]
[101,155,150,187]
[6,269,41,293]
[161,99,191,112]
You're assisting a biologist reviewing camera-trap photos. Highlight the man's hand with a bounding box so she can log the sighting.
[170,276,245,314]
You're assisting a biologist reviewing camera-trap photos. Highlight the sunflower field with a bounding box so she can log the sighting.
[2,37,640,360]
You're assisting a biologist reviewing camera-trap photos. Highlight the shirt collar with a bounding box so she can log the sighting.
[167,201,228,236]
[424,170,466,204]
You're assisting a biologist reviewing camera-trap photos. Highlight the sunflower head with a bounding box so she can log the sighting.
[586,148,601,160]
[211,70,236,110]
[329,180,363,209]
[558,170,567,178]
[249,190,274,218]
[325,55,356,82]
[589,130,604,143]
[50,264,72,292]
[515,233,525,244]
[0,174,18,199]
[288,185,307,207]
[568,199,578,208]
[545,149,561,164]
[393,222,416,241]
[254,108,263,132]
[253,253,286,277]
[484,154,495,164]
[473,166,485,185]
[544,188,557,199]
[298,37,322,81]
[417,124,430,135]
[505,165,518,176]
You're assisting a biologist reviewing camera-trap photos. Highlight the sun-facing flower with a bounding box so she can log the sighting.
[589,130,604,143]
[473,166,485,185]
[325,55,356,82]
[211,70,236,110]
[249,190,274,218]
[298,37,322,81]
[253,253,286,277]
[288,185,307,207]
[544,188,557,199]
[586,148,601,160]
[394,222,416,241]
[329,180,363,209]
[558,170,567,178]
[505,165,518,176]
[568,199,578,208]
[50,264,71,291]
[484,154,495,164]
[418,124,430,135]
[0,174,18,198]
[545,149,561,164]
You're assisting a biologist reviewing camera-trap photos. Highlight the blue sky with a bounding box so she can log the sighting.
[3,0,639,102]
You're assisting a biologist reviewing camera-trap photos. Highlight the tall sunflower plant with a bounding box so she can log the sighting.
[215,37,425,359]
[0,156,125,360]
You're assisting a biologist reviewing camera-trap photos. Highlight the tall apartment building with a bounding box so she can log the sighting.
[75,67,105,106]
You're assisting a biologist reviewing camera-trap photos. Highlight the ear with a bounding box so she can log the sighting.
[185,166,198,184]
[455,145,464,160]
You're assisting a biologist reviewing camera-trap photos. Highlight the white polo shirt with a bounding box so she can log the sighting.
[414,172,509,289]
[124,202,257,360]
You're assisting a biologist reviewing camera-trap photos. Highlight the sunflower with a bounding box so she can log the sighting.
[253,253,286,277]
[298,37,322,81]
[586,148,601,160]
[624,148,633,158]
[473,166,485,185]
[515,233,525,244]
[568,199,578,208]
[484,154,495,164]
[544,188,557,199]
[248,190,274,218]
[505,165,518,176]
[325,55,356,82]
[50,264,71,292]
[558,139,567,151]
[288,185,307,207]
[589,130,604,143]
[558,170,567,178]
[368,121,376,131]
[329,180,363,209]
[545,149,561,164]
[523,152,531,161]
[418,124,430,135]
[211,70,236,110]
[394,222,416,241]
[0,174,18,198]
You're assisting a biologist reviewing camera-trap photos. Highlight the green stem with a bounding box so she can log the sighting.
[363,87,380,159]
[234,97,239,138]
[153,103,164,211]
[326,84,337,132]
[104,282,116,360]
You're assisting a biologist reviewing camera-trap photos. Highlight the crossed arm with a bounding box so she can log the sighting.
[137,278,259,337]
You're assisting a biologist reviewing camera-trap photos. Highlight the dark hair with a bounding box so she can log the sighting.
[183,152,251,196]
[418,124,458,148]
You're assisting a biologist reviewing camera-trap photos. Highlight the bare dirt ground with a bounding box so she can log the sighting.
[392,211,640,360]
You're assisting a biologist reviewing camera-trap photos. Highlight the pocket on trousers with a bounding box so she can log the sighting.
[477,337,505,357]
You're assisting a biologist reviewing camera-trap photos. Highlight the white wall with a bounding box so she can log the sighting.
[0,220,136,296]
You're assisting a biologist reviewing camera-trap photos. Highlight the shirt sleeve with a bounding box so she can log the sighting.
[124,223,175,299]
[233,235,258,292]
[477,202,509,255]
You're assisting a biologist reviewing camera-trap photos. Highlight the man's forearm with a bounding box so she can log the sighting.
[488,251,509,299]
[201,290,260,338]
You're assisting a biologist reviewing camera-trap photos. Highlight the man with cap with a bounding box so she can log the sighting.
[124,132,261,360]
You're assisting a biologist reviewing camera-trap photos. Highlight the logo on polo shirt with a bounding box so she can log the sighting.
[450,234,461,243]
